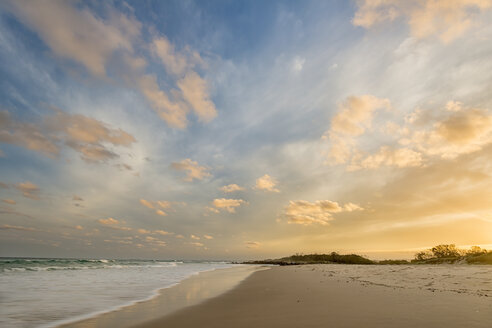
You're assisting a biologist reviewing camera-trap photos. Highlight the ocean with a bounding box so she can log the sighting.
[0,257,235,328]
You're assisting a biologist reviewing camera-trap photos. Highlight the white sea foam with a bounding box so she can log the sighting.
[0,258,234,328]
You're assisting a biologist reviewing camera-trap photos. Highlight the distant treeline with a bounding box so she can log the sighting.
[243,245,492,266]
[244,252,374,265]
[411,244,492,264]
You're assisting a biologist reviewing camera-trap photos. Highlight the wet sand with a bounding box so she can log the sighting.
[61,265,263,328]
[136,264,492,328]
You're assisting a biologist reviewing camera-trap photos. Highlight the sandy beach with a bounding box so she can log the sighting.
[135,264,492,328]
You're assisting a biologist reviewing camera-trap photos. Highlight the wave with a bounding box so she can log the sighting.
[0,258,186,273]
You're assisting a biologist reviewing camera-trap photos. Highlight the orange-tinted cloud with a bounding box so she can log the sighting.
[220,184,245,193]
[255,174,280,192]
[212,198,247,213]
[353,0,492,43]
[15,181,40,200]
[283,200,363,226]
[98,217,119,225]
[0,110,135,163]
[171,159,211,181]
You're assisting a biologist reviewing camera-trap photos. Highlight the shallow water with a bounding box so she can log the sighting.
[0,258,235,328]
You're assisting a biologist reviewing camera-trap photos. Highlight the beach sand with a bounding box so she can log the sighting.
[136,264,492,328]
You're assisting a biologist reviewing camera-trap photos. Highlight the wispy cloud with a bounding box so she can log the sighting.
[353,0,492,43]
[245,241,260,249]
[0,224,37,231]
[0,110,135,163]
[5,0,218,129]
[282,200,363,226]
[139,198,172,216]
[15,182,40,200]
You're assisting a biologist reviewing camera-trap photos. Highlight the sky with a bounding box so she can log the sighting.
[1,0,492,260]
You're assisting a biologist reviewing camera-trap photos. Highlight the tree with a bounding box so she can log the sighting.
[414,250,433,261]
[431,244,460,258]
[467,246,487,255]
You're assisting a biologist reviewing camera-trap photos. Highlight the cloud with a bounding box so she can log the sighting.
[283,200,363,226]
[155,210,167,216]
[324,95,391,166]
[152,36,190,76]
[72,195,83,201]
[0,110,135,162]
[98,217,119,225]
[152,37,217,124]
[245,241,260,249]
[15,181,40,200]
[190,242,204,247]
[203,234,214,240]
[177,72,217,122]
[6,1,217,129]
[353,146,423,170]
[2,199,16,205]
[329,95,391,136]
[139,199,171,216]
[220,184,245,193]
[190,234,200,240]
[138,228,151,234]
[136,74,189,129]
[401,104,492,159]
[171,159,211,181]
[212,198,247,213]
[353,0,492,43]
[156,201,171,209]
[75,225,84,230]
[6,0,141,77]
[255,174,280,192]
[292,56,305,72]
[154,230,172,236]
[205,206,220,214]
[139,199,154,209]
[0,224,36,231]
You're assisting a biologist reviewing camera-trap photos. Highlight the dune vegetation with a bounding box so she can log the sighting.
[245,245,492,265]
[412,244,491,264]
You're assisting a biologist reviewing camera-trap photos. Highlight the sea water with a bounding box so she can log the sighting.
[0,258,235,328]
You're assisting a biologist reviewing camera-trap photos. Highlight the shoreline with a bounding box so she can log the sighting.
[136,264,492,328]
[59,264,265,328]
